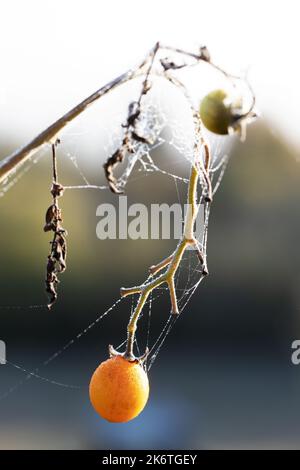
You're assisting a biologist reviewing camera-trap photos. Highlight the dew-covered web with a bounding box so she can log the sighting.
[0,75,233,398]
[0,145,49,198]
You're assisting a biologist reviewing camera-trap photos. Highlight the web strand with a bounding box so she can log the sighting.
[0,298,123,401]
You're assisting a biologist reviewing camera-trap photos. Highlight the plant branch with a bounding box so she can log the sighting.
[118,152,209,361]
[0,70,135,184]
[0,43,253,347]
[0,42,254,187]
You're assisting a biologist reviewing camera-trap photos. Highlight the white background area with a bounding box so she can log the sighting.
[0,0,299,149]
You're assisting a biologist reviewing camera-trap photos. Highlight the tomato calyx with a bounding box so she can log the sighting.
[108,344,149,364]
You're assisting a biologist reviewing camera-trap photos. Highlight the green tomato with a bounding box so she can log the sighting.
[200,89,242,135]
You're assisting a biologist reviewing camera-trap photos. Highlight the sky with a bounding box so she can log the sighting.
[0,0,299,150]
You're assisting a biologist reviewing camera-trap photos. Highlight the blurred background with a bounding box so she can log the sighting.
[0,0,300,450]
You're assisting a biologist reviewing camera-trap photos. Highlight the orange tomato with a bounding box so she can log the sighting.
[89,355,149,423]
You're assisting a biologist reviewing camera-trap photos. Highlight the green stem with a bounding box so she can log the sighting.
[124,164,200,359]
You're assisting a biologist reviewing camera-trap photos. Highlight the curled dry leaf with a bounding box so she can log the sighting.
[44,179,67,309]
[103,75,153,194]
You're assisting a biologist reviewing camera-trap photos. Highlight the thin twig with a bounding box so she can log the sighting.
[0,43,255,186]
[117,152,211,360]
[0,70,135,184]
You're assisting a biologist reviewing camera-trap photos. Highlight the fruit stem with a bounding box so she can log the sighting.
[124,159,208,359]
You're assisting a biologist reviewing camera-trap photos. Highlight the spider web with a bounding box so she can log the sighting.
[0,75,233,399]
